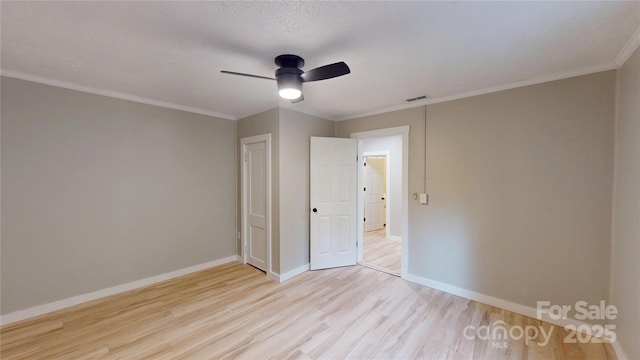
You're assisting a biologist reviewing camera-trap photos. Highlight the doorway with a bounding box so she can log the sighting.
[351,126,409,278]
[361,147,400,275]
[361,152,400,275]
[241,134,272,274]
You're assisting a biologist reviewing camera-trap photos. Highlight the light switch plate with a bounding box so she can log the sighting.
[419,193,428,205]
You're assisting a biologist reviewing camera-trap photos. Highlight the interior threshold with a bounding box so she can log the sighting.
[358,262,400,277]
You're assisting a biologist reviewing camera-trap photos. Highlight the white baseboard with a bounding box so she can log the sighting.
[279,263,310,283]
[267,271,280,282]
[403,273,604,337]
[0,255,239,326]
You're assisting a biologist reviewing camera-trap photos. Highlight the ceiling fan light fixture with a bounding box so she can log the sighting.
[279,87,302,100]
[277,73,303,100]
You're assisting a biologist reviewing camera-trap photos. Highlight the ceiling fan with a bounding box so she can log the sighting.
[221,54,350,103]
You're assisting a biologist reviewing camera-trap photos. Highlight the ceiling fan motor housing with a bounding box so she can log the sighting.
[275,54,305,69]
[275,55,305,96]
[276,68,303,86]
[275,55,304,86]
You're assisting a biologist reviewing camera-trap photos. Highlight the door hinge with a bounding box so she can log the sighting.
[364,162,367,166]
[364,217,366,222]
[244,153,248,162]
[364,187,366,191]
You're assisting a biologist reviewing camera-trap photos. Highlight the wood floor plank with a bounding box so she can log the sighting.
[0,262,616,359]
[362,229,401,275]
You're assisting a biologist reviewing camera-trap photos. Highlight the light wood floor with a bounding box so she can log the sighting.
[362,229,401,275]
[1,262,616,359]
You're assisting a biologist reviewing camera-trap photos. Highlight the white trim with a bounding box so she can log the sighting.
[0,255,238,326]
[337,62,617,121]
[609,44,633,360]
[241,134,276,279]
[351,126,410,279]
[0,69,236,121]
[279,264,310,283]
[612,340,629,360]
[363,150,391,240]
[608,63,620,316]
[235,125,240,267]
[404,273,610,340]
[614,25,640,68]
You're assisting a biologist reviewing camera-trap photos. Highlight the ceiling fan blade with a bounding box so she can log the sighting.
[301,62,350,82]
[220,70,275,81]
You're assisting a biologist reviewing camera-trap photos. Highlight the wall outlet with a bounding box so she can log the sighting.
[419,193,428,205]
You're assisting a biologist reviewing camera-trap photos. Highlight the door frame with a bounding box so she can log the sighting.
[241,133,273,277]
[363,151,391,240]
[351,126,409,278]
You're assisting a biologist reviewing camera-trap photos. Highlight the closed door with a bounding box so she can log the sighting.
[310,137,358,270]
[364,156,386,232]
[242,135,270,272]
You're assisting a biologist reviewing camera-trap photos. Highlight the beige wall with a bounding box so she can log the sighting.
[337,71,616,315]
[236,108,280,273]
[236,107,332,275]
[1,77,237,315]
[279,108,334,274]
[611,46,640,359]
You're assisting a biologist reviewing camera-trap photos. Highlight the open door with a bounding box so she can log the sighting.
[364,156,386,232]
[310,137,358,270]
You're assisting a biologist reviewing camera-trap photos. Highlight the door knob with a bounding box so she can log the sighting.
[312,208,318,213]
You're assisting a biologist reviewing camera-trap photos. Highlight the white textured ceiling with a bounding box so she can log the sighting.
[1,1,639,120]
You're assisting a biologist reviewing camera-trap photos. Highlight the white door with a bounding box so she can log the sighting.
[364,156,386,232]
[242,135,271,272]
[310,137,358,270]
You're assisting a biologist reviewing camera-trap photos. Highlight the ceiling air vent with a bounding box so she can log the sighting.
[405,95,429,102]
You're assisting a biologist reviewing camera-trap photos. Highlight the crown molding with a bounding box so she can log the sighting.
[337,62,618,121]
[0,70,236,120]
[614,24,640,68]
